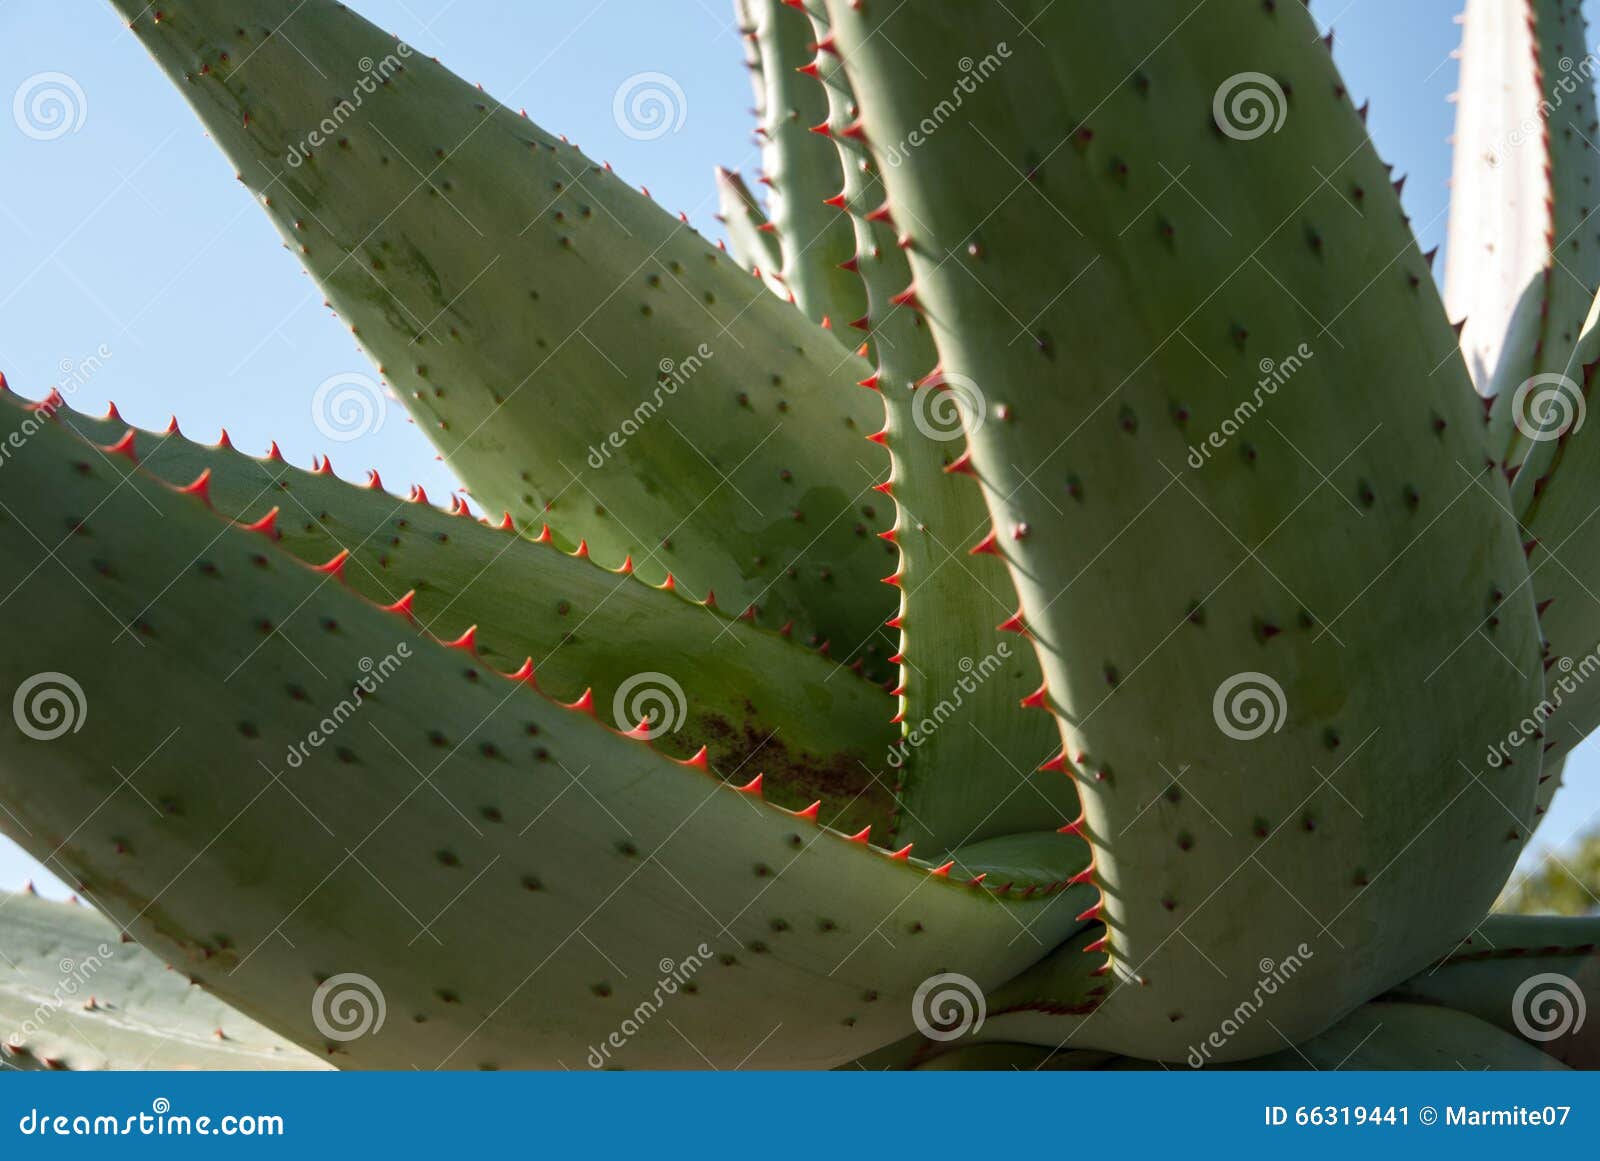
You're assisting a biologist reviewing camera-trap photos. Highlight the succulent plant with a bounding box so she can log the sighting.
[3,0,1599,1070]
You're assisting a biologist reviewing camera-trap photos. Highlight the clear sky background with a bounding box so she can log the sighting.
[0,0,1595,899]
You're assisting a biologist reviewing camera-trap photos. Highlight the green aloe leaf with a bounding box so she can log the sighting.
[745,0,866,326]
[0,890,322,1070]
[793,0,1075,858]
[110,0,897,682]
[0,390,1082,1068]
[44,391,897,834]
[1384,914,1600,1068]
[825,0,1543,1061]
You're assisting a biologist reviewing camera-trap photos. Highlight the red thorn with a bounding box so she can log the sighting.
[848,315,872,332]
[809,120,833,137]
[618,555,635,575]
[795,800,821,821]
[364,469,385,491]
[216,428,234,450]
[661,573,677,592]
[1083,936,1109,954]
[680,745,709,770]
[736,773,765,796]
[103,430,139,462]
[313,455,334,476]
[846,826,872,844]
[839,255,860,273]
[857,371,882,390]
[970,531,1000,556]
[443,624,478,654]
[410,484,431,506]
[567,688,597,714]
[313,548,350,578]
[823,191,848,209]
[265,440,285,462]
[1076,902,1104,923]
[243,507,280,537]
[1058,813,1086,837]
[1039,752,1069,773]
[945,449,974,474]
[164,415,181,435]
[1021,683,1051,710]
[888,844,914,861]
[997,611,1026,634]
[930,861,955,877]
[498,511,515,531]
[865,202,895,224]
[573,540,590,559]
[889,285,921,309]
[1067,864,1097,887]
[872,480,894,495]
[507,658,537,686]
[178,468,213,506]
[383,590,417,618]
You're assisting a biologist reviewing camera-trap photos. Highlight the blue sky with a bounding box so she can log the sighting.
[0,0,1595,897]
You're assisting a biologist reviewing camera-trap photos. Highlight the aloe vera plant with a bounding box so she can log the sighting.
[3,0,1599,1070]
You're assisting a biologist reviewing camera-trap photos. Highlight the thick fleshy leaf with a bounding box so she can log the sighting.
[0,891,322,1070]
[1232,1002,1567,1070]
[0,393,1082,1068]
[1384,914,1600,1068]
[1507,298,1600,765]
[1445,0,1600,402]
[826,0,1543,1061]
[745,0,865,326]
[110,0,897,682]
[794,0,1074,858]
[714,165,783,294]
[49,392,896,834]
